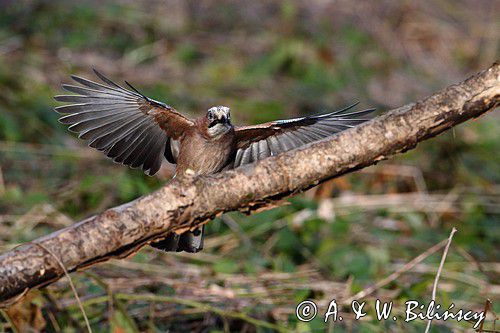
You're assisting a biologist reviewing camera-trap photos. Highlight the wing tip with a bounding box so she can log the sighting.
[61,84,73,93]
[54,94,81,101]
[91,67,102,78]
[124,80,144,96]
[92,67,109,83]
[70,74,88,84]
[53,104,73,113]
[334,101,360,114]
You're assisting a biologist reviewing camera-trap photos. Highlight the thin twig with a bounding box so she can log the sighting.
[478,299,491,333]
[424,227,457,333]
[343,233,453,304]
[477,299,498,333]
[32,242,92,333]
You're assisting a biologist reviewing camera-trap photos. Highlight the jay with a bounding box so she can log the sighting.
[55,70,375,253]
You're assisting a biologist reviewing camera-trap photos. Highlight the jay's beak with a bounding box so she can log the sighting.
[208,115,227,128]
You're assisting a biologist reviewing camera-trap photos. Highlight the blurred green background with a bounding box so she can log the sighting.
[0,1,498,332]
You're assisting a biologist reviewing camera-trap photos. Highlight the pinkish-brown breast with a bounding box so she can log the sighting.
[175,125,235,176]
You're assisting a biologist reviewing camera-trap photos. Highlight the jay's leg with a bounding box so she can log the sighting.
[150,226,204,253]
[177,226,204,253]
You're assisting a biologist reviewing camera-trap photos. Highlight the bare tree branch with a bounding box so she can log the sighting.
[0,63,498,306]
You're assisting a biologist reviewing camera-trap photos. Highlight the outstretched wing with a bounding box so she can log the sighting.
[231,102,375,168]
[54,69,194,176]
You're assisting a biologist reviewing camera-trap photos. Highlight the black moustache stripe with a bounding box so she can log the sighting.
[208,118,227,128]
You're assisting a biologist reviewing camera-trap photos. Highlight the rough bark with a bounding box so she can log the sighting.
[0,63,498,306]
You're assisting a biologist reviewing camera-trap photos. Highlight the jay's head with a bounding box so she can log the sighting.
[206,106,232,137]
